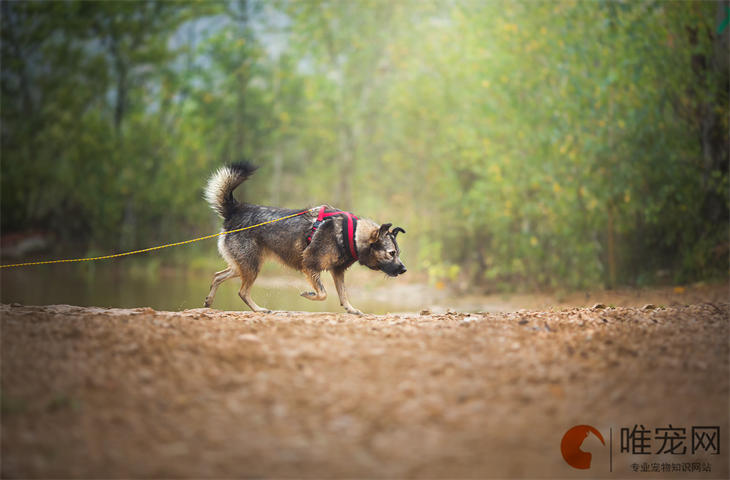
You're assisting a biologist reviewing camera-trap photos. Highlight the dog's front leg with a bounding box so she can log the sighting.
[300,270,327,301]
[331,268,363,315]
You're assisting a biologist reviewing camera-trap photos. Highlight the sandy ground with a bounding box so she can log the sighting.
[1,301,728,478]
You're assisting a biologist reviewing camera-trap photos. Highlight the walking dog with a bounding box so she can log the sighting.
[203,162,406,314]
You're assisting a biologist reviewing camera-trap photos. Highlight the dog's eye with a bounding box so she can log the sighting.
[388,250,396,258]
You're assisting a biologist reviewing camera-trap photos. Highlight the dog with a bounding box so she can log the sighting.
[203,162,406,314]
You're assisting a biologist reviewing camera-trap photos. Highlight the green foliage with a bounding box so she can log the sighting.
[1,0,727,290]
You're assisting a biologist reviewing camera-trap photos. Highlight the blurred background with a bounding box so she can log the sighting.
[1,0,728,311]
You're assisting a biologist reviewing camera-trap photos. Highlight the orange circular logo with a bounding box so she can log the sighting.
[560,425,605,469]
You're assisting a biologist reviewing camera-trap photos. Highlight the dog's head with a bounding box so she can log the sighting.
[358,222,407,277]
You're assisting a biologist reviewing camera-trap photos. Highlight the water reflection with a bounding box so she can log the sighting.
[0,263,406,314]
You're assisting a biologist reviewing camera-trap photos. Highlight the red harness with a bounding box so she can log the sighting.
[306,206,359,260]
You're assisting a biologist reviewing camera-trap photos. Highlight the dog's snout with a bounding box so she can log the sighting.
[398,265,407,275]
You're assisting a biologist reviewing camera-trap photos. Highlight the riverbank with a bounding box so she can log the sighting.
[2,303,728,477]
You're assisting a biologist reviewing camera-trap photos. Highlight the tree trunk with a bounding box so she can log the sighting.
[607,203,616,289]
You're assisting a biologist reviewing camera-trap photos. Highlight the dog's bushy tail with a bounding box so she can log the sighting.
[204,162,257,219]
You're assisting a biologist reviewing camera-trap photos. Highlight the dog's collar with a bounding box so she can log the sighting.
[306,206,359,260]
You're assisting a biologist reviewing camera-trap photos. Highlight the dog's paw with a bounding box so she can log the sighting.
[346,308,364,315]
[300,291,326,301]
[203,299,212,308]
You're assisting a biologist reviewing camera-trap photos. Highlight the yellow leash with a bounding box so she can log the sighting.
[0,208,316,269]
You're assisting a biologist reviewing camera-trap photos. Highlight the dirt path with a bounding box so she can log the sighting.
[2,303,728,478]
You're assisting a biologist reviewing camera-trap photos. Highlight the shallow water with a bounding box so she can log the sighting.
[0,262,408,314]
[4,261,724,315]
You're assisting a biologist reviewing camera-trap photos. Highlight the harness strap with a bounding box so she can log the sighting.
[343,213,358,260]
[307,206,359,260]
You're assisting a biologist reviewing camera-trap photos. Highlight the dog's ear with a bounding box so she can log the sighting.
[391,227,406,238]
[369,223,392,244]
[379,223,392,239]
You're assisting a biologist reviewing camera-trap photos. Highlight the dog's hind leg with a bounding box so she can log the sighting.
[300,270,327,301]
[223,237,269,313]
[204,267,238,307]
[238,262,270,313]
[331,268,362,315]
